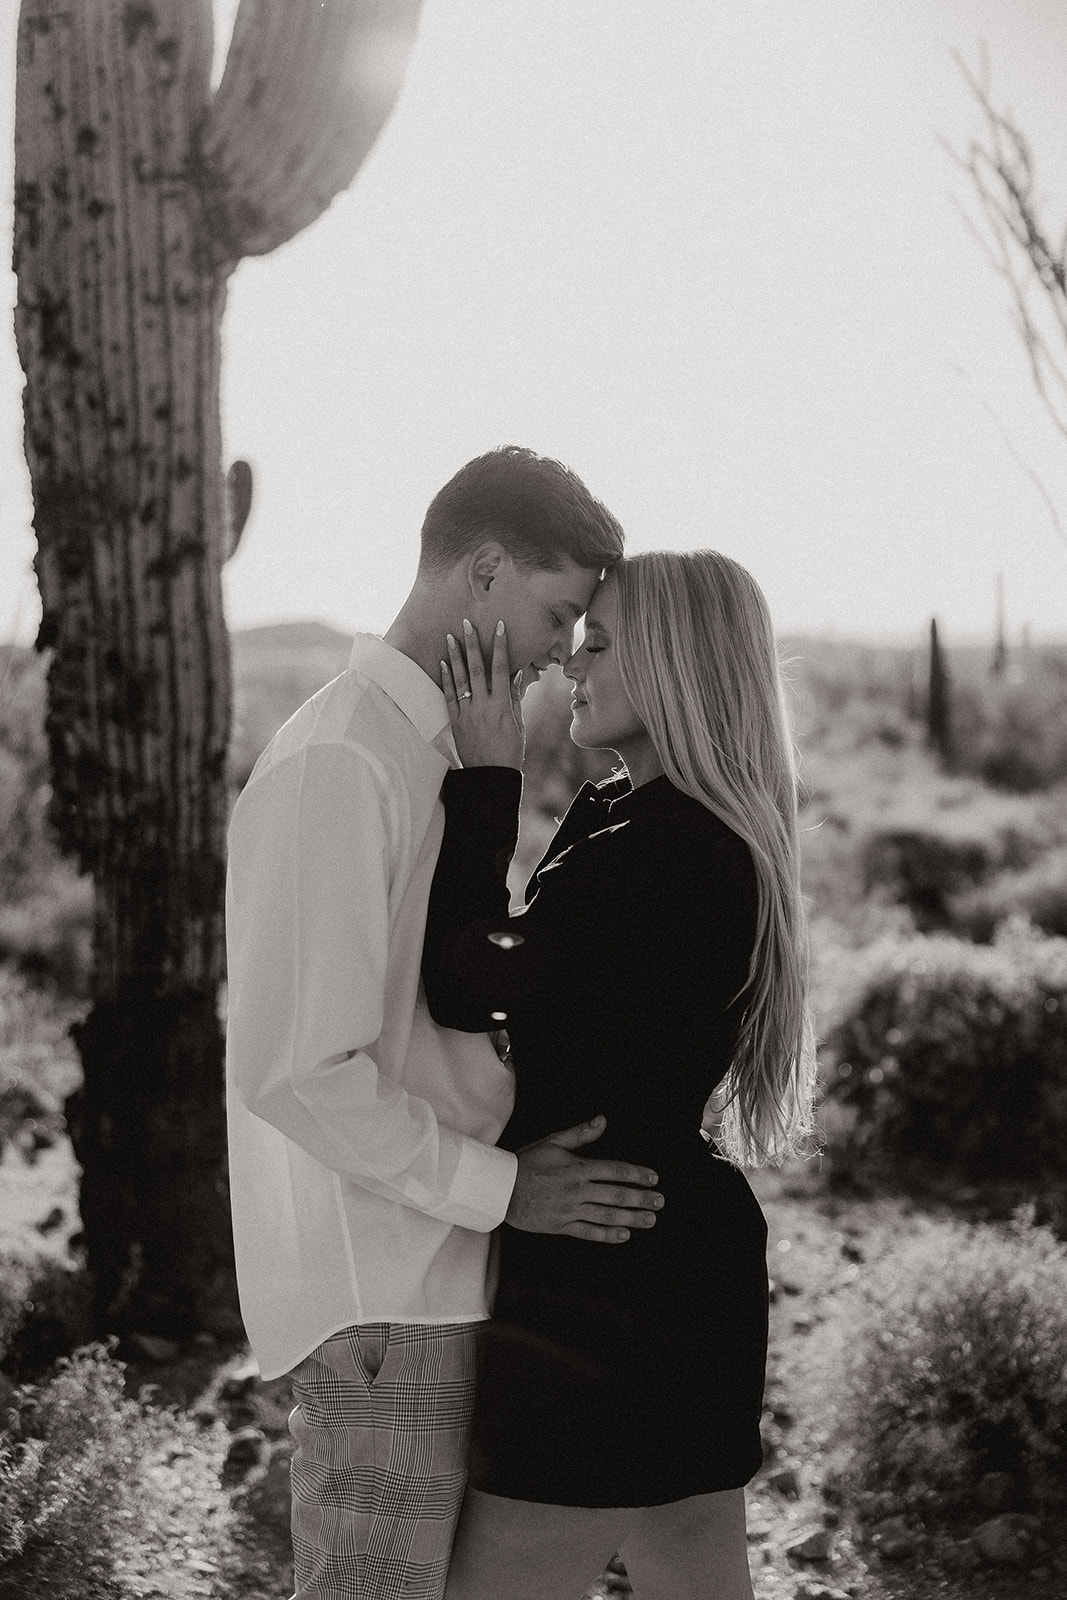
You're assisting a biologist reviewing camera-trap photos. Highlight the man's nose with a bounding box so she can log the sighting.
[550,627,576,667]
[563,649,581,681]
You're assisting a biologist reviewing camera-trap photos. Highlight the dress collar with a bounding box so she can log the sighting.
[528,772,678,891]
[347,634,449,747]
[575,771,675,815]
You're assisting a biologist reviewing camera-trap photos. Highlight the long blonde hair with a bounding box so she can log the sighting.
[612,550,816,1166]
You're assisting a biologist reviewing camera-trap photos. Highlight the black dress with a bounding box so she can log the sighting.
[422,767,768,1508]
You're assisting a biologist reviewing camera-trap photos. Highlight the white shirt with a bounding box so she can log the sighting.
[225,634,518,1379]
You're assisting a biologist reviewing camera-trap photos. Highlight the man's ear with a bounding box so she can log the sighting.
[466,540,509,599]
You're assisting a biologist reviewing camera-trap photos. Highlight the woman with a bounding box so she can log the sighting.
[422,551,816,1600]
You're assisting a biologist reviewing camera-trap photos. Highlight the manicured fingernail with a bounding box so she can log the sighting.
[446,634,456,648]
[496,619,505,635]
[462,617,473,634]
[441,660,448,675]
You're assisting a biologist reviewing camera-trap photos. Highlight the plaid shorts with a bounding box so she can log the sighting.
[289,1322,478,1600]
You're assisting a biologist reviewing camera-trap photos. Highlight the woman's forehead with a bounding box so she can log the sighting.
[585,573,618,631]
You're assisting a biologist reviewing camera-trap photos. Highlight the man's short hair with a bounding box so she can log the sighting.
[419,446,624,574]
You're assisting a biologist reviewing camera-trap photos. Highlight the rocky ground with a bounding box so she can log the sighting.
[100,1163,1066,1600]
[2,1140,1064,1599]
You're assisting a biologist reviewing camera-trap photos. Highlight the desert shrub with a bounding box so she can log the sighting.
[0,1254,93,1385]
[782,637,917,751]
[0,1343,232,1598]
[0,648,94,995]
[0,649,91,996]
[950,651,1067,792]
[0,649,53,906]
[0,967,82,1157]
[859,827,992,931]
[0,877,94,998]
[829,1214,1067,1521]
[789,635,1067,790]
[954,844,1067,943]
[821,921,1067,1198]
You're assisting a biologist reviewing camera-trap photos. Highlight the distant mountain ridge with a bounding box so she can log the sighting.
[230,620,355,784]
[231,619,355,657]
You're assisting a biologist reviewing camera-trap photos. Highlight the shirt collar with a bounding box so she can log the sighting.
[348,634,450,747]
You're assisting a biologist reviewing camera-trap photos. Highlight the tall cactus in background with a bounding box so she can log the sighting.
[926,616,954,770]
[13,0,421,1338]
[991,571,1008,677]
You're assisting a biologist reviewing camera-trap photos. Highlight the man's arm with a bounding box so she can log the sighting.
[226,740,515,1233]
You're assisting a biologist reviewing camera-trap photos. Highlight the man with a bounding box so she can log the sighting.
[225,447,664,1600]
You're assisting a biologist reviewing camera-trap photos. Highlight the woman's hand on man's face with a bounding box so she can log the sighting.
[441,619,526,770]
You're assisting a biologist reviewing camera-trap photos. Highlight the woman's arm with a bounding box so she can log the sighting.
[424,620,546,1030]
[422,765,547,1031]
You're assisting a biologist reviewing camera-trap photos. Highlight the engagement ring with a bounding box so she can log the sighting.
[457,690,472,700]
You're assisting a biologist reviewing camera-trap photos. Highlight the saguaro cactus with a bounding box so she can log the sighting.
[13,0,421,1336]
[926,616,954,770]
[991,571,1008,677]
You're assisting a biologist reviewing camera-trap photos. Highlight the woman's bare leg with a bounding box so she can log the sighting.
[620,1489,754,1600]
[444,1489,632,1600]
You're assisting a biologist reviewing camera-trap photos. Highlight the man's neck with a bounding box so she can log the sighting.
[382,589,453,690]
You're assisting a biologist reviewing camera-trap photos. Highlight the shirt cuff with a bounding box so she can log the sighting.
[443,1137,518,1233]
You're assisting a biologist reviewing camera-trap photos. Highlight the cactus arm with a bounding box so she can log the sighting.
[226,458,254,559]
[198,0,423,264]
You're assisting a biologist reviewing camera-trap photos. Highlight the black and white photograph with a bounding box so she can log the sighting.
[1,3,1066,1597]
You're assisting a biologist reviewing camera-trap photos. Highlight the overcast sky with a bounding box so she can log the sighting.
[3,0,1067,650]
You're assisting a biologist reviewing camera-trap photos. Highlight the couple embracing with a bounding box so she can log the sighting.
[224,446,816,1600]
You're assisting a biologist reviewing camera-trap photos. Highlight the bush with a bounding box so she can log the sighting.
[0,967,82,1158]
[0,648,94,996]
[953,654,1067,793]
[0,649,53,907]
[829,1214,1067,1521]
[0,877,94,998]
[954,844,1067,943]
[859,826,992,930]
[782,637,919,752]
[0,1254,93,1386]
[821,921,1067,1199]
[0,1343,233,1597]
[0,646,93,992]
